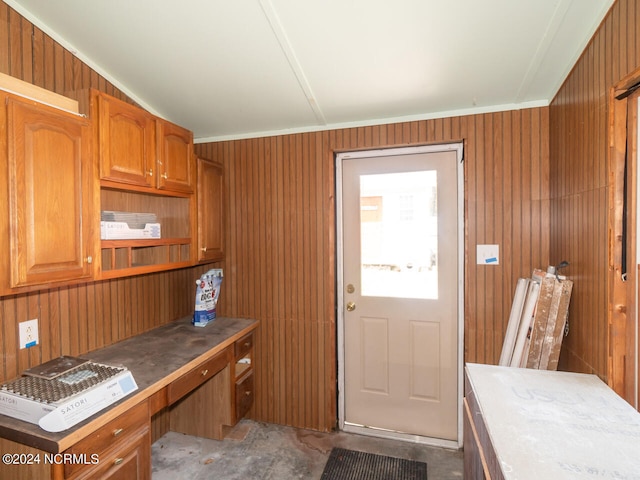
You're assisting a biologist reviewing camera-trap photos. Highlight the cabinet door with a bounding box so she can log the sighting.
[7,97,94,287]
[156,119,194,193]
[97,93,155,187]
[197,157,224,262]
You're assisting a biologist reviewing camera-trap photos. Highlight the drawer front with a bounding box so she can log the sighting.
[235,371,254,421]
[234,332,253,359]
[167,349,229,405]
[65,401,148,478]
[70,425,150,480]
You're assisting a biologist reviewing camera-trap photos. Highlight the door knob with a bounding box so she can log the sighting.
[346,302,356,312]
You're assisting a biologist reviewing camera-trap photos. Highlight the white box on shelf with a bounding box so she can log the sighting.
[100,221,161,240]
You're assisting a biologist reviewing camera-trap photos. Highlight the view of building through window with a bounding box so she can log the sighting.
[360,170,438,299]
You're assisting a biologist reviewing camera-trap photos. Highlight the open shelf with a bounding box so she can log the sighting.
[99,187,194,278]
[100,238,191,277]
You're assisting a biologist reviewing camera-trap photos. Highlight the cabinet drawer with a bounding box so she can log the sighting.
[69,424,150,480]
[167,350,229,405]
[235,371,254,421]
[65,401,148,478]
[234,333,253,359]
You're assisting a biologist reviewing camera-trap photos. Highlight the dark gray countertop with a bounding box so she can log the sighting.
[0,316,258,453]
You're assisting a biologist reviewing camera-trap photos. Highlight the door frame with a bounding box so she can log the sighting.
[336,142,465,448]
[610,69,640,408]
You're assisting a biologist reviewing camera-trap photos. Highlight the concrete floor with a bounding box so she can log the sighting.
[152,419,464,479]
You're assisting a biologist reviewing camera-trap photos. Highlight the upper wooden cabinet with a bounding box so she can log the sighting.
[197,157,224,262]
[96,92,155,187]
[0,94,95,292]
[91,91,197,278]
[93,90,194,194]
[156,120,194,194]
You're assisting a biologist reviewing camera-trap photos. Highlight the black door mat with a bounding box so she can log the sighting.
[321,447,427,480]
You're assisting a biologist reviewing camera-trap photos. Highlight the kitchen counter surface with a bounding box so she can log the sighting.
[0,316,258,453]
[465,363,640,479]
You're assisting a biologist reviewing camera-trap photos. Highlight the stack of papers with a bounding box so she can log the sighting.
[100,211,161,239]
[100,211,157,229]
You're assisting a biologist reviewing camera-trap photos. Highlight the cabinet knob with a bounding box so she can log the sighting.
[85,256,93,264]
[161,172,168,179]
[201,247,207,253]
[113,457,124,466]
[201,369,209,376]
[147,168,153,177]
[244,342,250,348]
[245,391,251,396]
[112,428,124,437]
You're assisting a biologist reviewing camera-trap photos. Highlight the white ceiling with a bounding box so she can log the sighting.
[7,0,614,142]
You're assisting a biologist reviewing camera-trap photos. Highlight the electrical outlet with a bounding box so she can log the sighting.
[19,319,39,349]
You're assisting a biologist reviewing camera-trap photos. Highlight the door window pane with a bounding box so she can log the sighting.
[360,171,438,299]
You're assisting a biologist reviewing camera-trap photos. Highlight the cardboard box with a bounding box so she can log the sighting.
[100,221,161,240]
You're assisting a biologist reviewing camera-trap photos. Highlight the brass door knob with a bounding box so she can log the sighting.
[346,302,356,312]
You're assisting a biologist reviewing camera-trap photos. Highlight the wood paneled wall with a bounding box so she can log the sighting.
[0,3,220,381]
[195,108,550,431]
[0,5,128,105]
[1,1,552,432]
[549,0,635,387]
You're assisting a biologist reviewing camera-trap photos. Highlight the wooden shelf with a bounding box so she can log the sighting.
[101,237,191,277]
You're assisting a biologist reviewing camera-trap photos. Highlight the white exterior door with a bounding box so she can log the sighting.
[338,144,463,445]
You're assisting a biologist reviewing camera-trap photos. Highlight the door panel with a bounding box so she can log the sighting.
[8,97,94,287]
[361,316,389,393]
[341,147,460,442]
[411,320,440,400]
[97,92,155,187]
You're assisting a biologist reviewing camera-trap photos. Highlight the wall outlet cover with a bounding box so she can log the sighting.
[477,244,500,265]
[19,319,39,349]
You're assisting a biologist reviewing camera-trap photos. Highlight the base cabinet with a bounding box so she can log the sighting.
[235,371,254,421]
[65,401,150,479]
[0,320,257,480]
[464,363,640,480]
[69,426,150,480]
[463,398,490,480]
[233,332,255,423]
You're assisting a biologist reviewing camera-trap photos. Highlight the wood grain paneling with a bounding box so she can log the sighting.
[195,108,550,431]
[0,0,552,433]
[549,0,638,397]
[0,2,221,382]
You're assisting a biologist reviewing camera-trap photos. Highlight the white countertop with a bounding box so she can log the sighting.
[466,363,640,479]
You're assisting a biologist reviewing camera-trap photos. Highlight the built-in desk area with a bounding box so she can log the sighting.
[0,316,258,479]
[464,363,640,479]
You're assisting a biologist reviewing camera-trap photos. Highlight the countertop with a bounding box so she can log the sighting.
[465,363,640,480]
[0,316,258,453]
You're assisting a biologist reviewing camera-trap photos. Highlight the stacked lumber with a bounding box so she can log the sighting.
[499,268,573,370]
